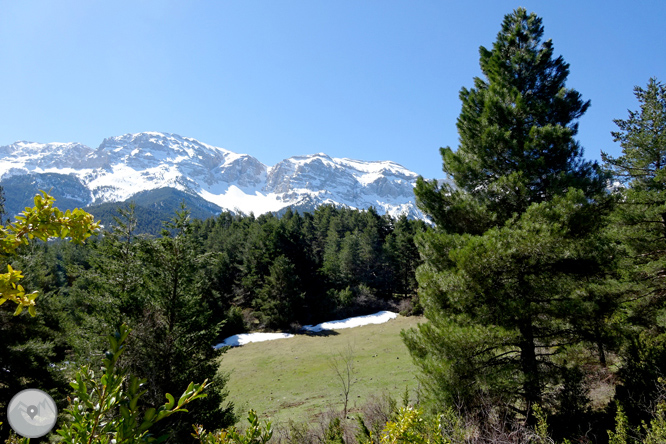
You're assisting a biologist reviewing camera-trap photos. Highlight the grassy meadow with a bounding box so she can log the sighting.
[220,315,424,425]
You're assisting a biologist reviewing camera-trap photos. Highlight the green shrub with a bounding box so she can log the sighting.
[192,410,272,444]
[324,417,345,444]
[56,324,208,444]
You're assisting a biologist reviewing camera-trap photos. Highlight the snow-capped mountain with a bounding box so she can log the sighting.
[0,132,424,219]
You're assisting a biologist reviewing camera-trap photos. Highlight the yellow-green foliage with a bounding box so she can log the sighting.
[532,405,555,444]
[643,401,666,444]
[0,191,100,315]
[379,407,452,444]
[192,410,272,444]
[608,404,629,444]
[378,406,471,444]
[605,399,666,444]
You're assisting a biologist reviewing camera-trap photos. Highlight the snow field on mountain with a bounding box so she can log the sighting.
[199,186,285,216]
[0,131,425,219]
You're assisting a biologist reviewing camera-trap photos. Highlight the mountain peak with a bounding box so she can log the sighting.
[0,132,425,220]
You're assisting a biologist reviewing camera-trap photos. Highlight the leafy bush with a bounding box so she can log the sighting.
[379,407,438,444]
[56,324,209,444]
[192,410,272,444]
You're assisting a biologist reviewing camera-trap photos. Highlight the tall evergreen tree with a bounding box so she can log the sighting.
[0,185,5,223]
[63,204,148,359]
[602,78,666,423]
[414,8,604,235]
[385,215,423,297]
[255,254,304,329]
[125,205,234,442]
[0,243,70,442]
[403,8,610,420]
[602,78,666,314]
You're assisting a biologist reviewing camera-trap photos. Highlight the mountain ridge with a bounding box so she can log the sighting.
[0,132,425,221]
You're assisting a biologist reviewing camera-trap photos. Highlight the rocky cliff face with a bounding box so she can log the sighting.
[0,132,424,219]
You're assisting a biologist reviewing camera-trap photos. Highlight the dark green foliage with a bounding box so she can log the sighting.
[220,305,247,338]
[125,187,223,221]
[355,416,373,444]
[405,7,612,423]
[405,191,616,412]
[44,202,423,336]
[0,235,84,441]
[84,201,171,236]
[85,188,224,235]
[255,255,305,329]
[188,205,425,328]
[549,367,591,439]
[615,332,666,426]
[602,78,666,428]
[604,78,666,190]
[63,204,148,358]
[52,203,236,442]
[0,186,425,439]
[384,215,422,297]
[0,298,69,442]
[122,204,235,441]
[0,185,5,222]
[602,78,666,327]
[415,8,604,235]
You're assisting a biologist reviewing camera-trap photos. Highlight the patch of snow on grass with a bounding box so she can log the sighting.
[215,311,399,348]
[215,332,295,348]
[302,311,398,332]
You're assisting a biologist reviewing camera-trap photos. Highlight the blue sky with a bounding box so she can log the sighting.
[0,1,663,179]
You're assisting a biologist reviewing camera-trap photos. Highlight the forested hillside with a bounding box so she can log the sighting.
[0,199,424,442]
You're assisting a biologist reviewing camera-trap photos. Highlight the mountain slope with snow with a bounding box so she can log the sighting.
[0,132,425,220]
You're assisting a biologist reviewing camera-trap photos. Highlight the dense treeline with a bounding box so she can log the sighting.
[189,206,425,331]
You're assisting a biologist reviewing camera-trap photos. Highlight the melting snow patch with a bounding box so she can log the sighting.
[302,311,398,332]
[215,311,399,348]
[215,332,294,348]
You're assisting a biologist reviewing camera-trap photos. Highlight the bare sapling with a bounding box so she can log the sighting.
[328,342,356,418]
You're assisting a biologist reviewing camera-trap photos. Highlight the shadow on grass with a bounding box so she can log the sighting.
[296,329,340,337]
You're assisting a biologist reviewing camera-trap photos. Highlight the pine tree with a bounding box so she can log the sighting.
[255,254,304,329]
[415,8,604,234]
[602,78,666,423]
[64,203,148,359]
[124,204,235,441]
[385,215,423,297]
[403,8,611,420]
[0,185,5,223]
[0,242,70,442]
[602,78,666,314]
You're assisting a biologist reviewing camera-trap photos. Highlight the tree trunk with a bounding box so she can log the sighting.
[519,321,540,422]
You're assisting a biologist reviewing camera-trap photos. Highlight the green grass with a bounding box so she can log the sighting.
[219,315,424,425]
